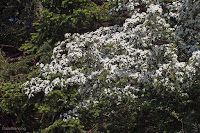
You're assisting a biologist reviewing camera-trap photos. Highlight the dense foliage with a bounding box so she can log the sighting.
[20,0,119,63]
[1,0,120,132]
[0,0,41,47]
[1,0,200,132]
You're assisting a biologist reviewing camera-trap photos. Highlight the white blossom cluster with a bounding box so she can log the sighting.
[63,106,79,122]
[21,0,200,122]
[151,51,199,92]
[166,0,183,19]
[176,0,200,46]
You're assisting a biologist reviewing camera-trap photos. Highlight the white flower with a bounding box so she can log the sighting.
[52,77,60,87]
[65,33,71,38]
[147,4,163,14]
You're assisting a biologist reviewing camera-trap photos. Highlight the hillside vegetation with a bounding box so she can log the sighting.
[1,0,200,132]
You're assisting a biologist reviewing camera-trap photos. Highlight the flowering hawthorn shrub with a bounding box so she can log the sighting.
[22,0,200,132]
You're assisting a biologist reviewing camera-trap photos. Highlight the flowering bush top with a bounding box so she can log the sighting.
[22,0,200,125]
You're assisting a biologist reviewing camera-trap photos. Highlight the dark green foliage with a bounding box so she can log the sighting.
[0,53,34,84]
[20,0,117,64]
[0,56,84,132]
[0,53,38,132]
[80,94,138,132]
[0,0,41,47]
